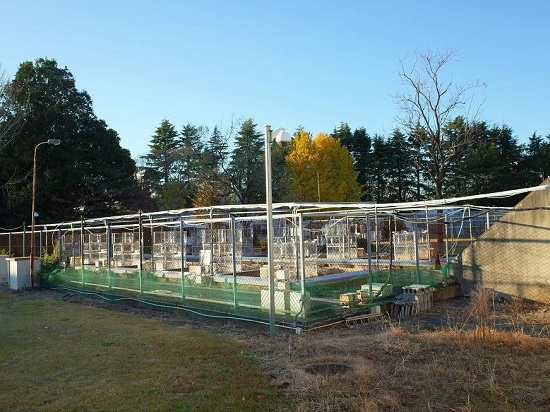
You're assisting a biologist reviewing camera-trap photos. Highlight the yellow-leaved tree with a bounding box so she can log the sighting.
[286,131,364,202]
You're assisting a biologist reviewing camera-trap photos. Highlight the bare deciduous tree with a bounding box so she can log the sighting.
[0,66,26,151]
[395,50,485,260]
[395,50,484,199]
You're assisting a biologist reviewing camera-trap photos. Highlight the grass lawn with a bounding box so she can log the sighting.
[2,287,550,411]
[0,288,284,412]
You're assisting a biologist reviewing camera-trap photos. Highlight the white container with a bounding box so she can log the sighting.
[7,257,41,290]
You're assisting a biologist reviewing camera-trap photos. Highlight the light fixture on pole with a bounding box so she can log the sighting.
[30,138,61,287]
[264,125,292,339]
[306,165,321,202]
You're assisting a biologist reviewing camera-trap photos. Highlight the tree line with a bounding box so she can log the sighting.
[139,116,550,211]
[138,120,363,210]
[0,54,548,228]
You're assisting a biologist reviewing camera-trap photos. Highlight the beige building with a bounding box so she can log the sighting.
[450,178,550,303]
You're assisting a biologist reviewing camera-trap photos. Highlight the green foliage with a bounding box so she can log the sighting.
[450,122,526,205]
[155,181,188,210]
[0,58,149,226]
[270,140,292,202]
[520,132,550,186]
[37,243,62,287]
[3,55,550,216]
[386,129,417,201]
[177,123,209,207]
[142,119,179,186]
[227,118,264,204]
[193,125,232,207]
[337,125,372,200]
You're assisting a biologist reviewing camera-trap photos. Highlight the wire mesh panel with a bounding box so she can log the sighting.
[83,232,108,266]
[112,232,140,267]
[60,231,81,265]
[200,226,242,275]
[393,230,430,261]
[152,229,185,271]
[271,217,318,281]
[11,191,546,330]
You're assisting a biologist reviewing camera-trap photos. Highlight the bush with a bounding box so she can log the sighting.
[37,243,62,287]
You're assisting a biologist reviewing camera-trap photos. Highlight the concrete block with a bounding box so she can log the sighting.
[260,288,270,309]
[276,269,286,280]
[188,265,202,275]
[340,292,358,306]
[289,291,310,315]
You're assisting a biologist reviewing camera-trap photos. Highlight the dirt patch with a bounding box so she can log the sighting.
[303,361,354,375]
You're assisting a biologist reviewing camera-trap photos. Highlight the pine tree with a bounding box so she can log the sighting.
[227,119,264,204]
[194,125,231,206]
[143,119,179,186]
[176,122,206,207]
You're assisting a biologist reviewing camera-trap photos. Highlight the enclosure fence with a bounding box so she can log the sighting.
[0,202,512,329]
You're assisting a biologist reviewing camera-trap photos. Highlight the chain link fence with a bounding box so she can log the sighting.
[0,205,510,329]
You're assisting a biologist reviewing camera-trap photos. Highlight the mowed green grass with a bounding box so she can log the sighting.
[0,289,282,412]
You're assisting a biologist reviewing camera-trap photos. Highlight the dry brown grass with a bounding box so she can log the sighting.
[257,325,550,411]
[249,292,550,411]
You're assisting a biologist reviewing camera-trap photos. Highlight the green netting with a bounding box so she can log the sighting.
[42,264,448,327]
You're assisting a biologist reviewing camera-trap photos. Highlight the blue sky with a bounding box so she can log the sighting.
[2,0,549,159]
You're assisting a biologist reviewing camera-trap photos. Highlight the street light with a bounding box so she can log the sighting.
[30,138,61,287]
[264,125,292,339]
[306,165,321,202]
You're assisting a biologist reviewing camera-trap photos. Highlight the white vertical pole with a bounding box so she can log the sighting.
[180,217,185,300]
[374,206,379,268]
[230,215,238,308]
[264,125,276,339]
[445,213,449,260]
[298,213,306,297]
[414,223,420,283]
[468,207,473,244]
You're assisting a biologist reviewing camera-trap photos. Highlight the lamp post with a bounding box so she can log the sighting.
[30,138,61,287]
[306,165,321,202]
[264,125,292,339]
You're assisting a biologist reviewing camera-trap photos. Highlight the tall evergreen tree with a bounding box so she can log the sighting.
[204,125,228,171]
[386,129,416,202]
[335,124,372,200]
[141,119,188,210]
[331,122,353,143]
[194,125,231,206]
[227,118,264,204]
[370,135,390,201]
[457,123,523,206]
[0,58,148,225]
[143,119,179,187]
[440,116,478,198]
[520,132,550,186]
[271,139,292,203]
[177,123,206,205]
